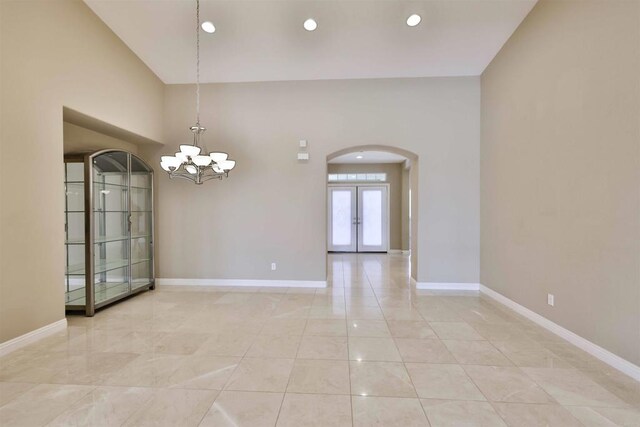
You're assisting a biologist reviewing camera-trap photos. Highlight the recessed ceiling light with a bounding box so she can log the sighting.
[201,21,215,33]
[356,155,363,159]
[406,14,421,27]
[303,18,317,31]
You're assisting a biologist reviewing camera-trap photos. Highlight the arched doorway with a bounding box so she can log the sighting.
[326,145,419,282]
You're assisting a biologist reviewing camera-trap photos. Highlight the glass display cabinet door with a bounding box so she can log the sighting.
[92,151,130,308]
[65,162,86,308]
[130,156,154,290]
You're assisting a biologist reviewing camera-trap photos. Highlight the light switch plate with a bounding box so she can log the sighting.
[297,152,310,160]
[299,139,308,148]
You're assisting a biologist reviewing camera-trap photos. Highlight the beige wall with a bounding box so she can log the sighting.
[327,162,406,250]
[63,122,140,155]
[0,0,164,343]
[146,77,480,283]
[481,0,640,364]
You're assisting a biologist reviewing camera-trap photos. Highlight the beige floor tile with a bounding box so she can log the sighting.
[405,363,485,400]
[565,405,640,427]
[307,306,347,319]
[387,320,437,339]
[522,368,629,407]
[492,402,583,427]
[304,319,347,336]
[381,307,425,321]
[501,348,573,368]
[196,333,257,357]
[47,386,154,427]
[0,384,94,427]
[151,332,209,355]
[415,305,462,322]
[287,359,350,394]
[123,388,218,426]
[350,361,416,397]
[429,322,484,340]
[346,306,386,320]
[468,322,528,341]
[421,399,507,427]
[166,355,240,390]
[463,365,555,403]
[102,353,184,387]
[348,320,392,337]
[349,337,402,362]
[246,335,302,358]
[260,319,307,336]
[0,352,69,383]
[0,382,36,406]
[296,336,349,360]
[352,396,429,427]
[225,358,294,392]
[199,391,283,427]
[579,369,640,407]
[49,352,139,385]
[99,331,157,354]
[441,340,513,366]
[276,393,352,427]
[395,338,456,363]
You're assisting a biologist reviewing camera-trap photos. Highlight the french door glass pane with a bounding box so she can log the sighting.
[362,189,382,246]
[332,190,352,246]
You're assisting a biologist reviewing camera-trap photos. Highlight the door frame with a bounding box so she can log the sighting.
[327,183,390,253]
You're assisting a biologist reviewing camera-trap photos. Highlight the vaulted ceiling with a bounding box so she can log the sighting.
[85,0,537,84]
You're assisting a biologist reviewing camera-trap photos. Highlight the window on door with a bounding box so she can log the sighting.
[328,173,387,182]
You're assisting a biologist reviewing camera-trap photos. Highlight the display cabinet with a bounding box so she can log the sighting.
[64,150,154,316]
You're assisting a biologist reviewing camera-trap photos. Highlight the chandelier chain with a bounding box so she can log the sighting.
[196,0,200,125]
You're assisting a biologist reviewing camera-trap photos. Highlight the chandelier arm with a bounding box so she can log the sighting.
[171,172,199,183]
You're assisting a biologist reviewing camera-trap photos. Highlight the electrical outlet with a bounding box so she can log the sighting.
[547,293,554,307]
[271,263,277,271]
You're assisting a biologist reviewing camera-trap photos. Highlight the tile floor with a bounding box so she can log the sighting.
[0,253,638,426]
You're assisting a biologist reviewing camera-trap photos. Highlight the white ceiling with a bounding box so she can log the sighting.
[329,151,408,164]
[85,0,537,84]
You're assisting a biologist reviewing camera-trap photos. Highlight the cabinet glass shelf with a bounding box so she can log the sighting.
[66,234,151,245]
[64,150,155,316]
[66,257,151,275]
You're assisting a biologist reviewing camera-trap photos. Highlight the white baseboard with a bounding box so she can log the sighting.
[480,284,640,382]
[388,249,411,255]
[0,318,68,357]
[415,281,480,291]
[157,278,327,288]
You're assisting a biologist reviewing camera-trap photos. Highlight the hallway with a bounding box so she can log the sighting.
[0,254,638,426]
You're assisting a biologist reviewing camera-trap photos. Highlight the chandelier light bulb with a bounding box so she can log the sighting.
[304,18,317,31]
[406,14,421,27]
[201,21,215,33]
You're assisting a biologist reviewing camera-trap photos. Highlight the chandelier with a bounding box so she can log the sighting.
[160,0,235,184]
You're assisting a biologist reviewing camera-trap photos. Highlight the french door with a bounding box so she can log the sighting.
[327,185,388,252]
